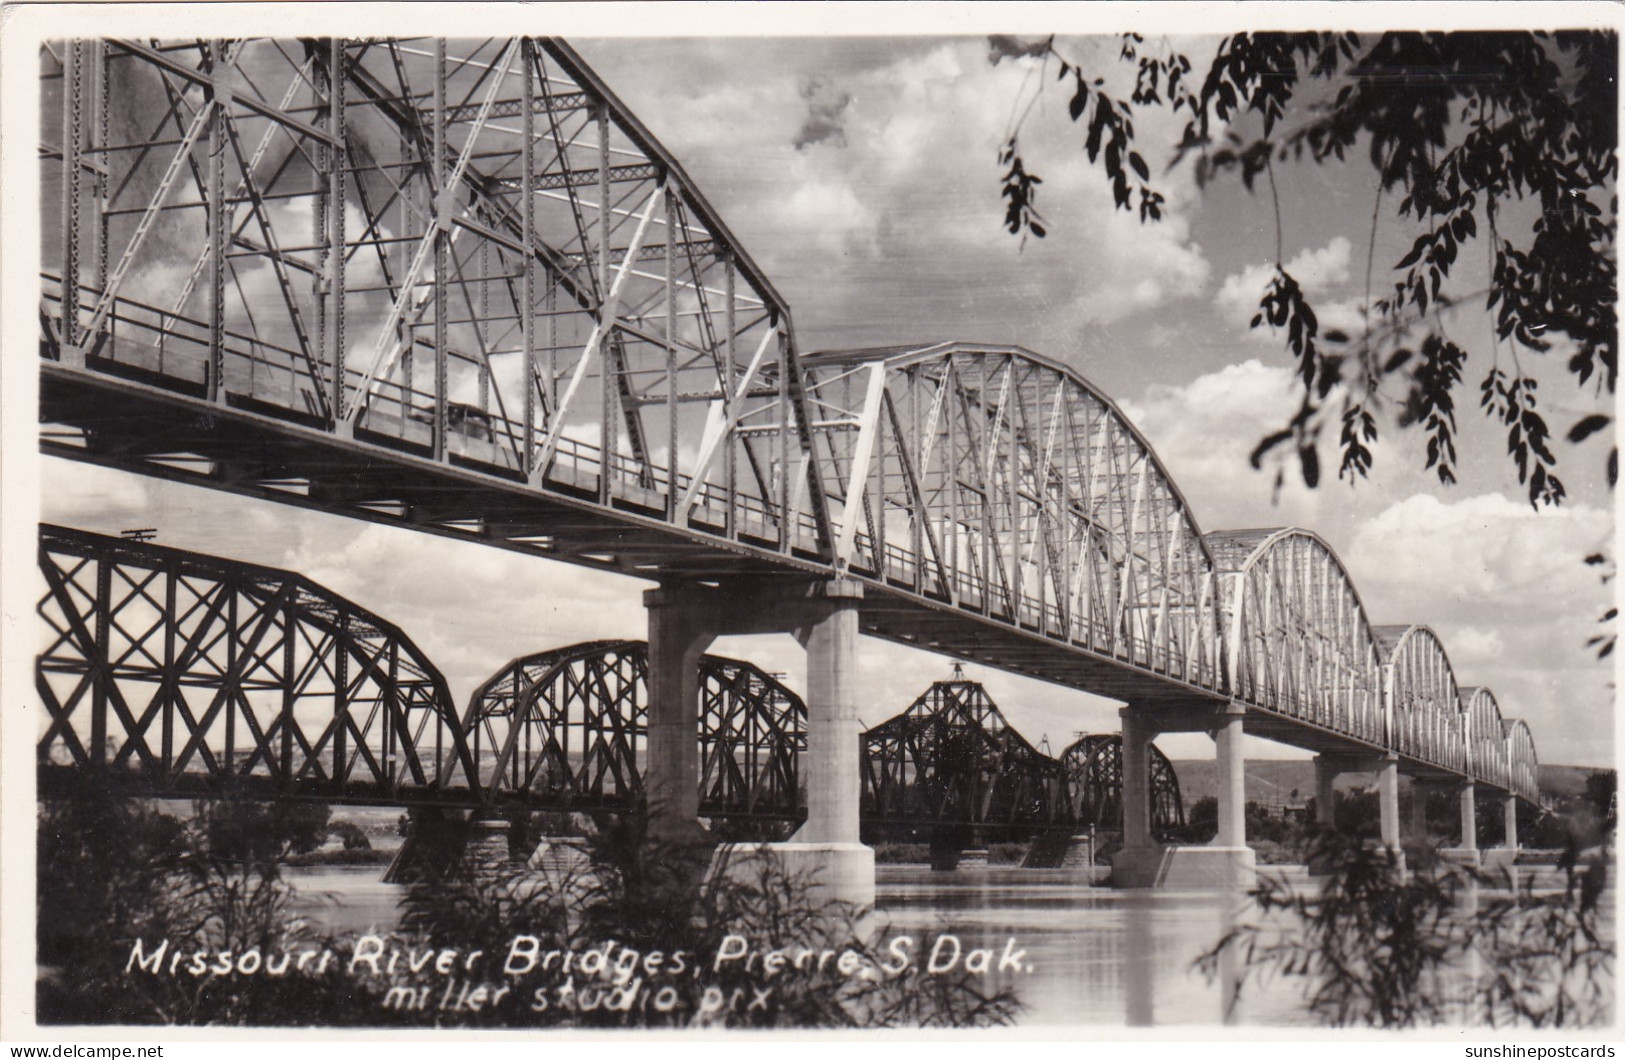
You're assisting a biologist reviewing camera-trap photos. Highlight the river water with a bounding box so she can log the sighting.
[283,861,1609,1029]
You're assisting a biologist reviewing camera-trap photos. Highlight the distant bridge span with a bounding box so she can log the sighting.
[38,36,1540,891]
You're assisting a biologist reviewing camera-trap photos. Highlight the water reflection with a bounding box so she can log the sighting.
[870,867,1308,1026]
[282,862,1606,1029]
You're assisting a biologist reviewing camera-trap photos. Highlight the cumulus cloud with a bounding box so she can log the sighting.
[1118,360,1613,766]
[576,36,1214,354]
[792,77,853,150]
[1214,235,1354,328]
[1345,492,1612,766]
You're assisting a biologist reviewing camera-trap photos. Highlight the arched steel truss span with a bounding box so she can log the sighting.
[1504,719,1540,804]
[1059,734,1185,834]
[461,640,806,818]
[37,37,1546,808]
[1208,528,1385,747]
[803,343,1223,701]
[36,524,481,804]
[860,679,1067,837]
[1376,624,1466,775]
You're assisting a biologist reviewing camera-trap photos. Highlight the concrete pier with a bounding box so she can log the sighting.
[643,577,874,909]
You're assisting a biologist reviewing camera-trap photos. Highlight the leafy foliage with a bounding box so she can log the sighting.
[37,792,356,1026]
[999,30,1616,510]
[38,792,1020,1030]
[1196,829,1614,1028]
[394,816,1022,1029]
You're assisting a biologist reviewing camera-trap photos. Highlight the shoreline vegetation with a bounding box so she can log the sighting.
[35,784,1614,1028]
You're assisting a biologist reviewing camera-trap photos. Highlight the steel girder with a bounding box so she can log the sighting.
[36,524,480,804]
[460,640,807,817]
[40,37,831,563]
[860,678,1067,833]
[801,342,1223,700]
[1058,734,1185,833]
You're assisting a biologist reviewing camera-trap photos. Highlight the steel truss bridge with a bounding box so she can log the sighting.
[860,678,1184,839]
[38,524,1176,836]
[38,36,1540,834]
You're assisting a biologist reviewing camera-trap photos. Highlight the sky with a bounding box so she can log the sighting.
[26,25,1618,769]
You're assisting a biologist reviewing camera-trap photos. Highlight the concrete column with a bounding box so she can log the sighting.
[1458,781,1477,852]
[1120,708,1154,850]
[791,581,863,845]
[1503,795,1518,851]
[644,586,714,842]
[1214,712,1246,848]
[1407,780,1429,844]
[1313,755,1337,827]
[1378,755,1401,852]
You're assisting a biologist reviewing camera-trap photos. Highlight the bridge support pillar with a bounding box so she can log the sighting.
[1214,710,1246,850]
[645,587,716,845]
[647,577,873,909]
[1110,708,1162,887]
[1378,754,1402,858]
[1442,780,1480,867]
[1114,704,1253,890]
[1458,781,1478,852]
[1483,795,1520,874]
[776,579,875,910]
[1313,755,1337,827]
[1406,778,1429,845]
[1121,708,1156,851]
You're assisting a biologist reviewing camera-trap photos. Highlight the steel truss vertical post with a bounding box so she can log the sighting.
[207,41,229,402]
[724,255,736,537]
[328,39,347,424]
[597,105,614,505]
[522,40,537,481]
[665,188,677,521]
[59,40,83,359]
[93,42,109,306]
[432,40,448,462]
[91,554,110,768]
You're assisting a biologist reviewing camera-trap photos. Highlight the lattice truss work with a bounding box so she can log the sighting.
[1461,686,1511,791]
[801,343,1221,688]
[1059,734,1185,833]
[860,678,1067,831]
[460,640,806,817]
[41,38,830,553]
[1505,719,1539,804]
[36,525,480,803]
[39,38,1544,804]
[1208,529,1385,745]
[1376,624,1466,773]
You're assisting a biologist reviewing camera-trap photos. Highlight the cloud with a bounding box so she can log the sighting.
[1214,235,1354,328]
[792,77,852,150]
[576,37,1215,352]
[1117,362,1614,766]
[1345,492,1612,767]
[986,35,1051,65]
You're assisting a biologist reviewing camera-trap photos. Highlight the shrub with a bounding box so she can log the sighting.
[1197,829,1614,1028]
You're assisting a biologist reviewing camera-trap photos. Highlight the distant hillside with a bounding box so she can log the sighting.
[1168,759,1612,809]
[1538,763,1613,799]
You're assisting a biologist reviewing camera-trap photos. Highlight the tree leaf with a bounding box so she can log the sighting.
[1566,414,1611,444]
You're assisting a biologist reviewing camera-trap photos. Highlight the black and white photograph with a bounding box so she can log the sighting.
[2,1,1618,1040]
